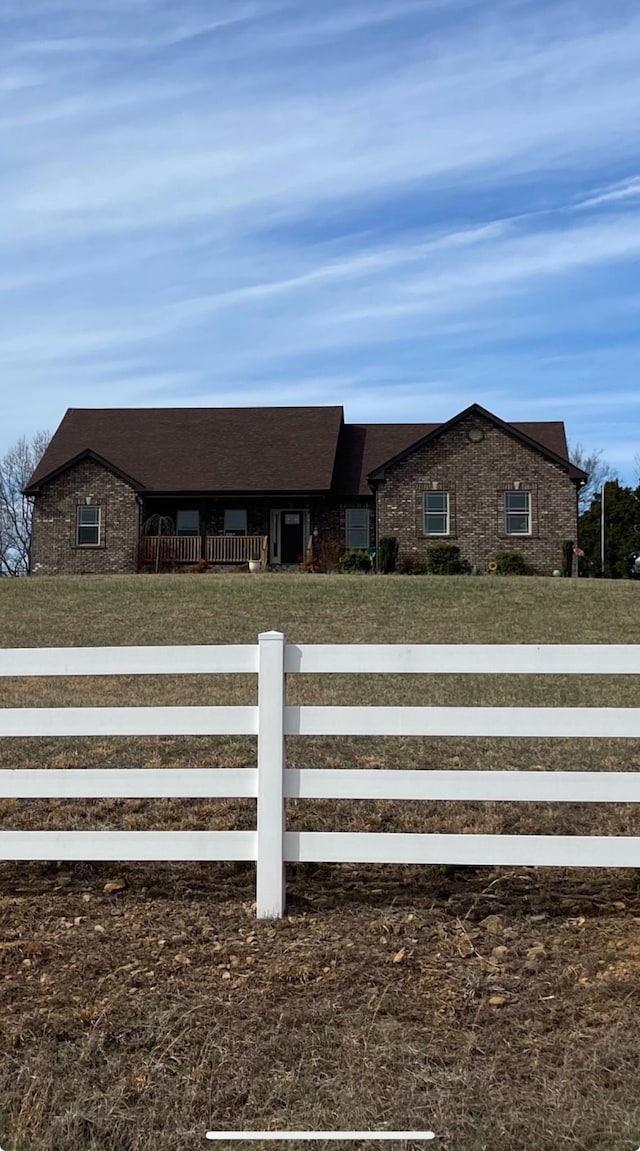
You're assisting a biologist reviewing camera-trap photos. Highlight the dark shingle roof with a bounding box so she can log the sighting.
[332,418,581,495]
[331,423,439,495]
[25,404,585,496]
[25,406,345,494]
[511,422,569,459]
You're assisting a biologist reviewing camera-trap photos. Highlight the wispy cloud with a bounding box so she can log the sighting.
[575,176,640,208]
[1,0,640,479]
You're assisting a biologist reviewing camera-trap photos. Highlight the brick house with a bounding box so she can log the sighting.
[24,403,586,576]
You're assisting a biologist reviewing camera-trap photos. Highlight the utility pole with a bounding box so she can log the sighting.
[600,481,606,576]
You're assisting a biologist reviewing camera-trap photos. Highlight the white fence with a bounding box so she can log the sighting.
[1,632,640,918]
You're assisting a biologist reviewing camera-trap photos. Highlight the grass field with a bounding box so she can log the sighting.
[1,573,640,1151]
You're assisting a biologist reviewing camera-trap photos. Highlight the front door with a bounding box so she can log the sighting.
[280,511,304,564]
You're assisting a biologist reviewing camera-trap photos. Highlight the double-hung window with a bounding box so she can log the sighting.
[224,509,247,536]
[505,491,531,535]
[76,505,101,546]
[345,507,370,548]
[424,491,449,535]
[176,509,200,536]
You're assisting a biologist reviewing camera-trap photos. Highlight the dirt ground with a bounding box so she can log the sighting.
[2,574,640,1150]
[1,859,640,1151]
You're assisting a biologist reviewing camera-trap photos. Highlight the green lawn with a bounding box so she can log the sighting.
[2,570,640,647]
[1,573,640,1151]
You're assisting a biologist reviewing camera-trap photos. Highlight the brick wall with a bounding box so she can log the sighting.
[376,413,578,575]
[30,458,140,576]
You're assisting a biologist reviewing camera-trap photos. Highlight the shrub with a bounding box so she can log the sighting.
[562,540,574,578]
[492,551,529,575]
[425,542,466,575]
[396,553,426,575]
[317,534,343,573]
[340,549,372,573]
[378,536,399,574]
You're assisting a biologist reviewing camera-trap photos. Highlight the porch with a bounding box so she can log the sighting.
[138,496,323,569]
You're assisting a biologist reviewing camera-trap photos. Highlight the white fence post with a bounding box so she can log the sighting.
[256,630,286,918]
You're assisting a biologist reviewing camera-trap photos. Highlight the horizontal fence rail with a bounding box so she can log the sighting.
[0,769,258,799]
[285,705,640,738]
[0,644,257,677]
[1,632,639,917]
[283,833,640,869]
[0,830,256,862]
[0,706,256,737]
[283,768,640,803]
[284,643,640,675]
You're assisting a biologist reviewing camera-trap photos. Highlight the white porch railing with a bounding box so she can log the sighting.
[140,535,201,564]
[1,635,640,918]
[206,535,268,564]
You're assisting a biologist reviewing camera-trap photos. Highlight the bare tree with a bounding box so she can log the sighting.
[0,431,50,576]
[569,442,616,514]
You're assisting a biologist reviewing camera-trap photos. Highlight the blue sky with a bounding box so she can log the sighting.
[2,0,640,480]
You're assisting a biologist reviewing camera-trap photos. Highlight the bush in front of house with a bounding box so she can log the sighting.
[340,549,372,573]
[378,536,399,573]
[316,533,343,573]
[396,553,426,575]
[426,542,466,574]
[492,551,530,575]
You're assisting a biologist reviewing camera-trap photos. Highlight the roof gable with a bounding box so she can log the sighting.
[25,448,143,494]
[367,403,587,484]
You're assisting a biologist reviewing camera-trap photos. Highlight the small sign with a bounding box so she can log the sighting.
[284,514,300,525]
[573,547,585,557]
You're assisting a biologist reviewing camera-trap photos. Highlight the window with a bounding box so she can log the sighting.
[345,507,370,548]
[224,509,247,536]
[176,510,200,535]
[424,491,449,535]
[76,505,101,546]
[505,490,531,535]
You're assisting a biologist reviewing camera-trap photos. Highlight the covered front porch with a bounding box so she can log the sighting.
[138,496,322,569]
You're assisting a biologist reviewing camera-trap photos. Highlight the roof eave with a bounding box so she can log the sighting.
[367,403,586,483]
[24,449,143,495]
[138,487,332,498]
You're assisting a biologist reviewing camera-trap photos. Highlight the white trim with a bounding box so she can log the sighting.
[504,489,531,535]
[269,508,280,564]
[423,490,450,536]
[76,503,101,547]
[270,508,310,565]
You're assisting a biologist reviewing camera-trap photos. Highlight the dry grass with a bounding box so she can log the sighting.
[1,572,640,1151]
